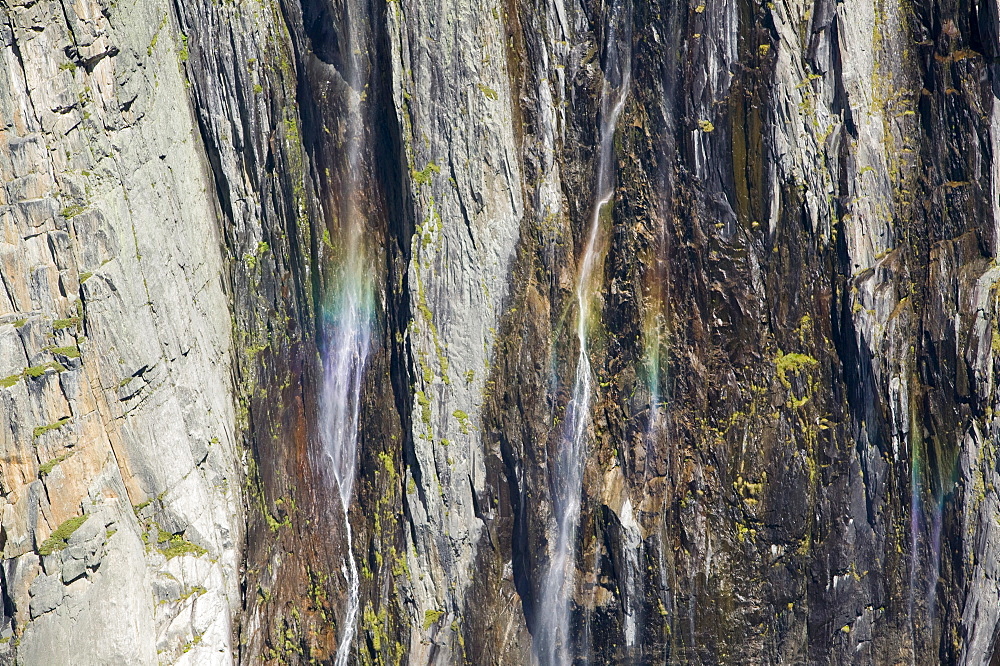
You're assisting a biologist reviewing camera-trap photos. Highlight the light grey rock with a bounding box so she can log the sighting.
[60,555,86,585]
[17,520,157,665]
[67,513,102,547]
[0,0,241,661]
[27,575,63,619]
[39,555,61,577]
[4,554,39,631]
[152,574,182,604]
[388,0,524,657]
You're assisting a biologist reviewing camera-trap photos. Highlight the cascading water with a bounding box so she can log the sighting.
[535,4,631,663]
[908,439,920,660]
[907,426,948,661]
[318,6,372,664]
[320,254,372,666]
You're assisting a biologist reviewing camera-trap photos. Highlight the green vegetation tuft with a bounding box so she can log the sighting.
[180,633,203,653]
[4,358,71,388]
[38,515,87,555]
[39,451,73,476]
[133,489,167,515]
[244,241,271,269]
[477,83,499,101]
[59,205,86,219]
[148,12,168,56]
[416,391,432,426]
[453,409,471,434]
[147,522,208,559]
[53,317,82,330]
[180,585,207,601]
[411,162,440,186]
[33,416,71,438]
[775,352,819,388]
[47,345,80,359]
[24,362,67,379]
[264,506,291,532]
[364,605,384,650]
[423,609,444,630]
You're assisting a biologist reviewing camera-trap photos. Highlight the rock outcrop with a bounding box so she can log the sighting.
[0,0,241,663]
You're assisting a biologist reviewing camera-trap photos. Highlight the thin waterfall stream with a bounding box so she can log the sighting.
[319,7,372,664]
[321,253,372,666]
[908,439,920,660]
[906,426,946,660]
[535,3,632,663]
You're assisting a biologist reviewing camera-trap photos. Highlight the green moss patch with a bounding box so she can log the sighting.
[160,535,208,559]
[24,362,67,378]
[59,205,86,219]
[152,524,208,559]
[453,409,471,434]
[4,360,69,388]
[52,317,82,330]
[775,352,818,388]
[477,83,499,101]
[423,609,444,630]
[416,391,432,426]
[411,162,440,186]
[46,345,80,359]
[39,451,73,476]
[180,585,207,600]
[33,416,71,438]
[133,489,167,515]
[38,515,88,555]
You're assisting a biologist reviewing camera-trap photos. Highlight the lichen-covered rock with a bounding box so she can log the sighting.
[386,0,526,658]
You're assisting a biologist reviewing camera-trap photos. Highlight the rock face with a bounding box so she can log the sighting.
[2,0,1000,663]
[0,0,241,663]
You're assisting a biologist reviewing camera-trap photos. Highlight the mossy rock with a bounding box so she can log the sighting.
[39,515,88,555]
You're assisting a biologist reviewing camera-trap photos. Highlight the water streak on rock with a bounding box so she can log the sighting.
[535,3,631,662]
[319,7,372,663]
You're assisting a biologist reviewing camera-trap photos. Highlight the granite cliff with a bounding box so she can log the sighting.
[1,0,999,663]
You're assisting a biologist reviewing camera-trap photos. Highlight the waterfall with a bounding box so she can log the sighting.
[321,261,372,666]
[907,427,946,660]
[535,3,631,663]
[319,6,371,663]
[908,431,922,662]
